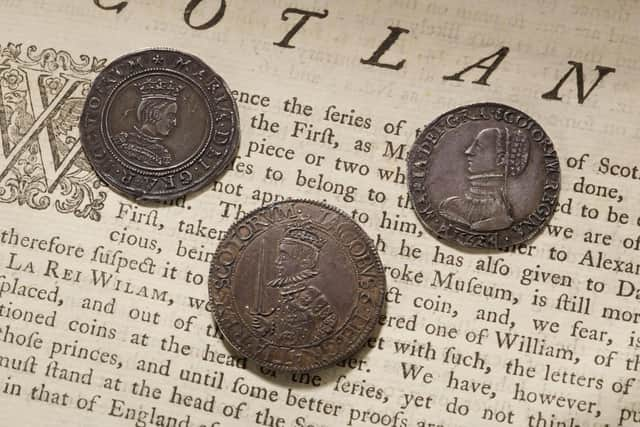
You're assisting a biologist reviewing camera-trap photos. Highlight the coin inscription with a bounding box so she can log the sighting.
[80,48,239,200]
[408,103,560,248]
[209,200,386,372]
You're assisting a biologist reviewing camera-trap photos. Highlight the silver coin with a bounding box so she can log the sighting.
[80,48,239,201]
[408,103,561,249]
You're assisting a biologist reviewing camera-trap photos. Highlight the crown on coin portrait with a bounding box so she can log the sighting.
[134,76,184,101]
[282,222,327,251]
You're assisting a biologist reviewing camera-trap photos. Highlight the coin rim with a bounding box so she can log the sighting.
[406,102,561,249]
[208,199,387,372]
[79,47,240,201]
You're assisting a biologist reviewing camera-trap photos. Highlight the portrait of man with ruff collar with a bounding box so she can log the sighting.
[111,76,182,167]
[250,223,338,346]
[439,127,530,231]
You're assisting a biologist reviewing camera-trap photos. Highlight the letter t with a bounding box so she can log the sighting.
[274,8,330,49]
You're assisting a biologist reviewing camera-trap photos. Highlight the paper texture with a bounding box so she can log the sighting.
[0,1,638,426]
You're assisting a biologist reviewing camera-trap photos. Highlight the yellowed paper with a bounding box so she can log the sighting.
[0,1,638,426]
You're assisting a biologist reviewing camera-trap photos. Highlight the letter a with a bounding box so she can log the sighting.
[541,61,615,104]
[443,47,509,85]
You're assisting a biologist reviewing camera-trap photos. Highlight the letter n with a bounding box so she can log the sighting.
[541,61,616,104]
[443,47,509,85]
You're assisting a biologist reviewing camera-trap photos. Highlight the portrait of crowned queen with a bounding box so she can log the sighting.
[112,76,183,167]
[439,127,530,231]
[250,222,338,346]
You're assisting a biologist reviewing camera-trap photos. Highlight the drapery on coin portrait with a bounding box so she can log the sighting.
[407,103,560,249]
[250,222,338,347]
[209,200,386,372]
[439,127,530,231]
[80,48,240,200]
[111,76,182,167]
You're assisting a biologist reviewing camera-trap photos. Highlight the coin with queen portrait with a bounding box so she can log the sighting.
[408,103,561,249]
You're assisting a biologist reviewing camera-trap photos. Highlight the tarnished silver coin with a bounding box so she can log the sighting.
[408,103,560,249]
[80,48,239,201]
[209,200,386,372]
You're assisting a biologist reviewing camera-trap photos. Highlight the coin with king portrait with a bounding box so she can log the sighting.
[408,103,561,249]
[80,48,239,200]
[209,200,386,372]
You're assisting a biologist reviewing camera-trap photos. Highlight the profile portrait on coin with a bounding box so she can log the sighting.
[250,222,337,347]
[407,102,560,249]
[112,76,182,167]
[439,127,530,231]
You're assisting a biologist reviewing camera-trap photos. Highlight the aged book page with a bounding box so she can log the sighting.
[0,1,638,426]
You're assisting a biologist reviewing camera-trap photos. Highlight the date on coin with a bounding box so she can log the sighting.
[80,48,239,201]
[408,103,560,249]
[209,200,386,372]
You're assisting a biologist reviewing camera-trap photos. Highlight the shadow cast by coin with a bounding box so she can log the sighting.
[429,225,547,257]
[211,311,385,391]
[134,165,236,210]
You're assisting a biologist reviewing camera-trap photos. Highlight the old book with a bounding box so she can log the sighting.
[0,1,638,426]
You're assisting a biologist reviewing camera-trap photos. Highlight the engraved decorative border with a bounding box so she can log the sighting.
[0,42,108,221]
[1,42,106,74]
